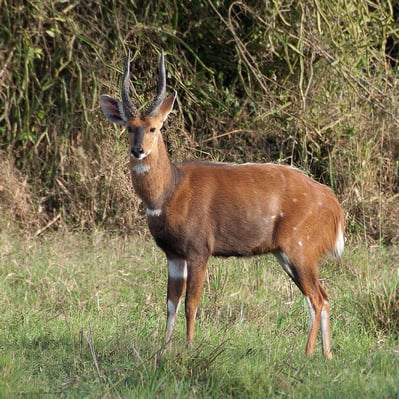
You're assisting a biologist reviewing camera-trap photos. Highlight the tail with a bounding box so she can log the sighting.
[332,223,345,259]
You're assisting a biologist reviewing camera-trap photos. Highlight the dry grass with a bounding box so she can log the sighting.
[53,136,143,231]
[0,152,42,229]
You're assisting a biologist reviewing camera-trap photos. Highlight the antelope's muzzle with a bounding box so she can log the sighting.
[131,127,145,159]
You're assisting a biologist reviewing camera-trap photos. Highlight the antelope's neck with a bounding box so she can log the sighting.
[130,138,176,210]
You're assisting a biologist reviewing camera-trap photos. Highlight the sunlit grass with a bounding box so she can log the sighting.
[0,230,397,397]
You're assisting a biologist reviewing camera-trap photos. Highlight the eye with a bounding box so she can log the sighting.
[127,127,133,134]
[149,127,156,133]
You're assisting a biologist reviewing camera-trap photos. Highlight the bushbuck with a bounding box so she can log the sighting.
[100,50,344,359]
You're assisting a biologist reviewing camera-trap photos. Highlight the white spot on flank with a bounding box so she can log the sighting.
[292,198,298,203]
[292,226,297,231]
[168,259,188,280]
[146,208,162,217]
[280,211,285,218]
[132,163,151,174]
[298,241,303,247]
[271,215,277,220]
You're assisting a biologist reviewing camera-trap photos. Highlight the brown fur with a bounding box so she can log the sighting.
[150,162,342,261]
[100,55,344,359]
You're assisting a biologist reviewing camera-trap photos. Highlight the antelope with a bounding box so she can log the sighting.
[100,50,344,359]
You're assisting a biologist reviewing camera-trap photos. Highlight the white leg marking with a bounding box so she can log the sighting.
[320,302,330,334]
[166,259,187,342]
[168,259,188,280]
[166,299,181,340]
[320,301,332,357]
[167,299,175,325]
[305,296,315,331]
[146,208,162,217]
[321,306,328,333]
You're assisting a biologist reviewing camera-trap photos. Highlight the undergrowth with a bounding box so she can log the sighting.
[0,0,398,242]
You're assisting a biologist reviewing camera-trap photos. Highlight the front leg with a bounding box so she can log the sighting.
[166,257,187,343]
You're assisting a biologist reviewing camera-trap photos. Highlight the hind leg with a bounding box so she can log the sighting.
[303,289,325,357]
[275,251,332,358]
[319,285,332,359]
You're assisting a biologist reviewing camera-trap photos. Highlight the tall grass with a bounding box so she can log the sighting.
[0,0,398,241]
[0,229,397,397]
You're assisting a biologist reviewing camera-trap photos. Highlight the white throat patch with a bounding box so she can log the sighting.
[146,208,162,217]
[132,164,151,174]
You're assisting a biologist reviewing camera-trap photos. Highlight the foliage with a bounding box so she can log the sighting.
[0,0,398,241]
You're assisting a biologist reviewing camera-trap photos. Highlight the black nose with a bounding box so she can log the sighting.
[131,147,144,158]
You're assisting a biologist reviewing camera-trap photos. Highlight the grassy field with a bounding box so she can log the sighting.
[0,228,398,398]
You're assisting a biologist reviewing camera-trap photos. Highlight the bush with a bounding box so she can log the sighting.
[0,0,398,239]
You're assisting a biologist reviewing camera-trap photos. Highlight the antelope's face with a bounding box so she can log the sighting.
[126,114,160,160]
[100,50,176,162]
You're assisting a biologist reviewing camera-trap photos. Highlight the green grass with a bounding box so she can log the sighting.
[0,229,398,398]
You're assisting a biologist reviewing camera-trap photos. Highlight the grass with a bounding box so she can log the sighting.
[0,229,398,398]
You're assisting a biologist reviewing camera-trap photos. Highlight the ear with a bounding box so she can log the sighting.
[159,91,177,122]
[100,95,127,126]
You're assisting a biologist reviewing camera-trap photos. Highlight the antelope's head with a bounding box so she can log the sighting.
[100,51,176,161]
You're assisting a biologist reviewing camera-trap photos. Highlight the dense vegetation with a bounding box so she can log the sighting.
[0,0,398,239]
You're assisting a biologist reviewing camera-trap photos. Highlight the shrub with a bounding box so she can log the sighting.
[0,0,398,239]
